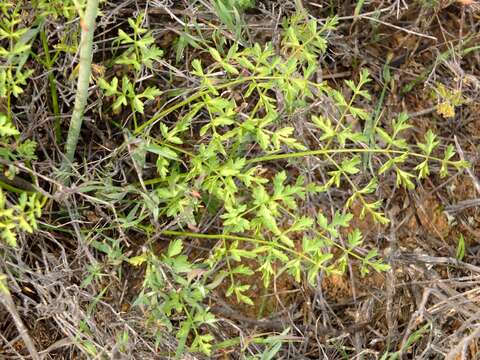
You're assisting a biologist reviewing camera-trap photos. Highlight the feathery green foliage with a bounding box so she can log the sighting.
[91,11,468,355]
[0,0,470,356]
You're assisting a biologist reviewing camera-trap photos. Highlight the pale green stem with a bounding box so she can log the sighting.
[246,148,461,166]
[64,0,99,166]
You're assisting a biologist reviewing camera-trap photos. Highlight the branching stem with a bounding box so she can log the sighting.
[246,148,462,165]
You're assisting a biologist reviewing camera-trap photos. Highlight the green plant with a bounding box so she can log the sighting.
[35,0,86,19]
[211,0,255,41]
[0,2,38,167]
[113,15,163,71]
[0,1,42,248]
[380,324,430,359]
[455,234,466,261]
[0,189,42,246]
[0,0,471,356]
[0,1,39,114]
[0,0,475,358]
[97,15,163,129]
[129,240,216,356]
[432,82,464,119]
[0,113,41,247]
[34,0,94,143]
[94,10,468,357]
[98,76,162,116]
[0,114,37,164]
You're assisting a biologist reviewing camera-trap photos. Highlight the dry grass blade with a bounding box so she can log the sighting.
[0,274,39,360]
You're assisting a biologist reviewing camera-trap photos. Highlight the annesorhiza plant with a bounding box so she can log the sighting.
[0,1,38,114]
[113,15,164,71]
[0,114,37,165]
[0,189,42,247]
[129,240,216,356]
[432,82,464,119]
[94,11,468,356]
[0,1,42,248]
[0,114,41,248]
[34,0,85,19]
[98,76,162,116]
[97,15,163,129]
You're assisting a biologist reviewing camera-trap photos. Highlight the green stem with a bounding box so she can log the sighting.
[133,76,324,135]
[0,179,24,194]
[246,148,459,165]
[160,229,315,265]
[63,0,99,166]
[363,57,391,169]
[40,27,61,143]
